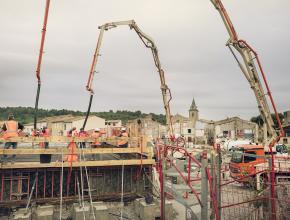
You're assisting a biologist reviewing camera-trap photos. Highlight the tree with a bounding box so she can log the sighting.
[0,107,166,125]
[250,113,284,129]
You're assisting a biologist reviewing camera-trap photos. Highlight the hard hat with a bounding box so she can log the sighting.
[95,128,100,132]
[121,127,126,131]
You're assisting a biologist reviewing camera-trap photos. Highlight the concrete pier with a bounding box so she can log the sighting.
[13,208,31,220]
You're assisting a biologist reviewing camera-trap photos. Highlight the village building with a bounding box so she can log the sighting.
[24,114,105,136]
[171,98,199,143]
[126,115,166,140]
[105,119,122,128]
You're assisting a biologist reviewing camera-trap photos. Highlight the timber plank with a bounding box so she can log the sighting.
[0,136,138,143]
[0,159,155,169]
[0,147,148,155]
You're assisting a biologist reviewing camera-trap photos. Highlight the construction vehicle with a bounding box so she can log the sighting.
[230,145,289,189]
[210,0,289,202]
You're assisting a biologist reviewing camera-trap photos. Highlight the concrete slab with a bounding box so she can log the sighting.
[13,208,31,220]
[139,200,160,220]
[36,205,54,220]
[72,203,90,220]
[93,205,109,220]
[92,201,104,206]
[134,198,144,217]
[164,200,173,220]
[154,199,174,220]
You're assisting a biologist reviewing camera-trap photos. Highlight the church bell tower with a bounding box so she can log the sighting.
[189,97,198,127]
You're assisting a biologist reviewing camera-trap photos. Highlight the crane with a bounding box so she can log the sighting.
[83,20,174,136]
[210,1,285,219]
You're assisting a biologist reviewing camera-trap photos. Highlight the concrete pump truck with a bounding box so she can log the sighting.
[210,0,289,195]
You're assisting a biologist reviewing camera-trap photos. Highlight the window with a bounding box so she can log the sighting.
[188,129,191,134]
[231,150,243,163]
[244,152,257,163]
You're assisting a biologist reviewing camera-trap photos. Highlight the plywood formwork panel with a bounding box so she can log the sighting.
[0,166,152,207]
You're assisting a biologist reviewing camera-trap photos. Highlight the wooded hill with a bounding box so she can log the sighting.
[0,107,166,125]
[0,106,284,128]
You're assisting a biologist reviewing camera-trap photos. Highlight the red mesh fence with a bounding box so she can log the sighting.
[218,152,290,220]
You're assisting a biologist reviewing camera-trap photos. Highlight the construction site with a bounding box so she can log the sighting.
[0,0,289,220]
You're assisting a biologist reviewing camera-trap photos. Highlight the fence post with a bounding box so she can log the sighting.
[216,144,222,220]
[268,157,276,220]
[210,151,216,220]
[201,150,208,220]
[160,149,166,220]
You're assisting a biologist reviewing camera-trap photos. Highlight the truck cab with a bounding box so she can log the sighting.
[229,145,266,182]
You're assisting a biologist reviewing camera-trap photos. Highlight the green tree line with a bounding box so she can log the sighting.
[250,113,284,129]
[0,107,166,125]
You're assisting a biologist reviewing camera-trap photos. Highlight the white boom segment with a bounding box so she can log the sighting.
[86,20,174,136]
[210,0,282,147]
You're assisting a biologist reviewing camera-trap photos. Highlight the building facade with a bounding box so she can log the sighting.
[284,111,290,127]
[203,116,258,143]
[172,98,199,143]
[126,115,166,140]
[105,120,122,128]
[24,115,105,136]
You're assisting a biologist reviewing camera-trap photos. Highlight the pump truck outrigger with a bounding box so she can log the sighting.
[82,20,174,137]
[210,0,289,213]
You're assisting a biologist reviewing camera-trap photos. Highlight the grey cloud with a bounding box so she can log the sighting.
[0,0,289,121]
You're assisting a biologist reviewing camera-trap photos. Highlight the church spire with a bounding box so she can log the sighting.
[189,97,198,111]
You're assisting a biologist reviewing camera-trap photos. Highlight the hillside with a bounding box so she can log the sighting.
[0,107,166,125]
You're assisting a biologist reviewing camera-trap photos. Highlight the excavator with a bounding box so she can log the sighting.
[210,0,288,218]
[82,20,174,137]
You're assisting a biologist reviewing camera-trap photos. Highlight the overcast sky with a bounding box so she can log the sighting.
[0,0,289,121]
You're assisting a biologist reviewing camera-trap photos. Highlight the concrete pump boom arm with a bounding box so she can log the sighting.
[34,0,51,130]
[210,0,284,147]
[85,20,174,136]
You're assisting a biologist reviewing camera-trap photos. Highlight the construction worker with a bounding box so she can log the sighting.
[91,128,101,148]
[40,126,50,149]
[118,127,128,148]
[67,127,76,137]
[73,129,79,137]
[91,128,107,160]
[31,128,40,137]
[1,114,24,162]
[64,142,78,162]
[78,128,88,149]
[39,126,51,163]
